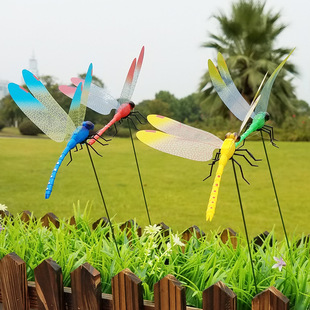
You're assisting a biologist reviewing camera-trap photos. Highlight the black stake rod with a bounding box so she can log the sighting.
[127,118,152,225]
[232,160,258,295]
[86,144,121,259]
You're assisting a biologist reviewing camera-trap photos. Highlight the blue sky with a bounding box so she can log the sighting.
[1,0,309,105]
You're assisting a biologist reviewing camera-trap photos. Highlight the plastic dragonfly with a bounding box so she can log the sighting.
[59,46,146,145]
[208,50,294,148]
[8,64,96,199]
[136,98,259,221]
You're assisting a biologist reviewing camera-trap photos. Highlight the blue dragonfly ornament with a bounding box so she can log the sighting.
[8,63,97,199]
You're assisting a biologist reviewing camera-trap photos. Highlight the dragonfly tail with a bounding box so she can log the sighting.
[45,146,71,199]
[206,164,224,221]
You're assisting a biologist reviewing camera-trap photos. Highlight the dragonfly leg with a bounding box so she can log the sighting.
[234,153,259,167]
[73,145,79,152]
[67,150,73,166]
[203,152,220,181]
[261,126,278,148]
[235,148,261,162]
[231,158,250,185]
[236,138,246,149]
[86,143,103,157]
[131,111,147,124]
[127,117,139,130]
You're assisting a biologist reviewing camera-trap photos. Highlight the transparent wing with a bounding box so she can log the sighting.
[136,130,220,162]
[208,55,252,121]
[59,78,119,115]
[75,63,93,126]
[127,46,144,100]
[8,83,72,142]
[147,114,223,147]
[255,49,294,114]
[118,58,136,104]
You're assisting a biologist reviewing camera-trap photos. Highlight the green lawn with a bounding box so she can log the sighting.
[0,133,309,238]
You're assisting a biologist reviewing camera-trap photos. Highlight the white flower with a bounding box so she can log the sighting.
[0,204,7,212]
[144,224,162,235]
[171,234,185,247]
[272,256,286,271]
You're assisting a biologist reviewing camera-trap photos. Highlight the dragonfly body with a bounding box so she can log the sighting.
[45,121,94,199]
[88,102,135,145]
[206,133,237,221]
[236,112,269,147]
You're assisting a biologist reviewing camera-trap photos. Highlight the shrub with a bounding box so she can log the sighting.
[18,120,42,136]
[0,120,5,131]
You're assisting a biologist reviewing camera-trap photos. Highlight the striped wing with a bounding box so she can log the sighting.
[208,55,252,121]
[147,114,223,146]
[136,130,221,162]
[119,46,144,104]
[255,49,294,114]
[8,83,74,142]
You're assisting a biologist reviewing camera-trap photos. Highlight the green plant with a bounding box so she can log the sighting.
[18,120,42,136]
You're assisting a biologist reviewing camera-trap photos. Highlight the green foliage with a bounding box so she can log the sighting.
[0,206,310,309]
[0,120,5,131]
[18,119,42,136]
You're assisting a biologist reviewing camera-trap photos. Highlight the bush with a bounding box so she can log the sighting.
[18,120,42,136]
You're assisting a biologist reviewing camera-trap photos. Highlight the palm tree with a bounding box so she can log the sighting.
[200,0,297,124]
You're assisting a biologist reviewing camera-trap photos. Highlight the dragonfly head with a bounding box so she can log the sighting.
[264,112,270,121]
[82,121,95,130]
[225,132,240,142]
[129,101,135,110]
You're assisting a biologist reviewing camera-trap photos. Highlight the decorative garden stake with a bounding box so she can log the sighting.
[208,50,294,256]
[8,65,120,258]
[60,47,151,225]
[137,98,259,222]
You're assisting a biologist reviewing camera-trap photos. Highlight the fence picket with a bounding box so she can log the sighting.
[219,228,238,249]
[203,281,236,310]
[34,258,64,310]
[112,268,143,310]
[41,213,60,228]
[181,225,205,241]
[0,252,29,310]
[252,286,289,310]
[154,274,186,310]
[70,263,102,310]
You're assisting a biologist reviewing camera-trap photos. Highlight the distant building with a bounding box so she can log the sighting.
[0,53,39,101]
[29,52,39,77]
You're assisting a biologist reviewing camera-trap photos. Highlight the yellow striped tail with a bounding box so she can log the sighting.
[206,164,224,221]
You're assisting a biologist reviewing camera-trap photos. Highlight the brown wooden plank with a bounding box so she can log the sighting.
[0,252,29,310]
[92,217,108,230]
[112,268,143,310]
[203,281,236,310]
[252,231,273,250]
[154,275,186,310]
[252,286,289,310]
[70,262,101,310]
[20,210,35,223]
[181,226,205,242]
[34,258,64,310]
[219,228,238,249]
[41,213,60,228]
[120,219,142,238]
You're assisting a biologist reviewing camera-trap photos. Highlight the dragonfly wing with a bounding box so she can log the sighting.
[127,46,144,100]
[8,83,70,142]
[239,94,261,134]
[118,58,136,104]
[60,78,120,115]
[255,49,294,114]
[147,114,223,147]
[209,55,252,121]
[137,130,220,162]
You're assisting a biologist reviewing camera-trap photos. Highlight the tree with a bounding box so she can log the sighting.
[200,0,298,124]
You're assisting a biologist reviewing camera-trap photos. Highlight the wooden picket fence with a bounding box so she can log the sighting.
[0,211,291,309]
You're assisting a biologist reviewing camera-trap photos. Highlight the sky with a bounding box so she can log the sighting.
[1,0,309,105]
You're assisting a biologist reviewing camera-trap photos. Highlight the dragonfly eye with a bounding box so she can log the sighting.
[265,112,270,121]
[224,132,232,139]
[83,121,95,130]
[129,101,135,109]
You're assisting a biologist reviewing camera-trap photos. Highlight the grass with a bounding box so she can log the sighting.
[0,207,310,309]
[0,131,310,238]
